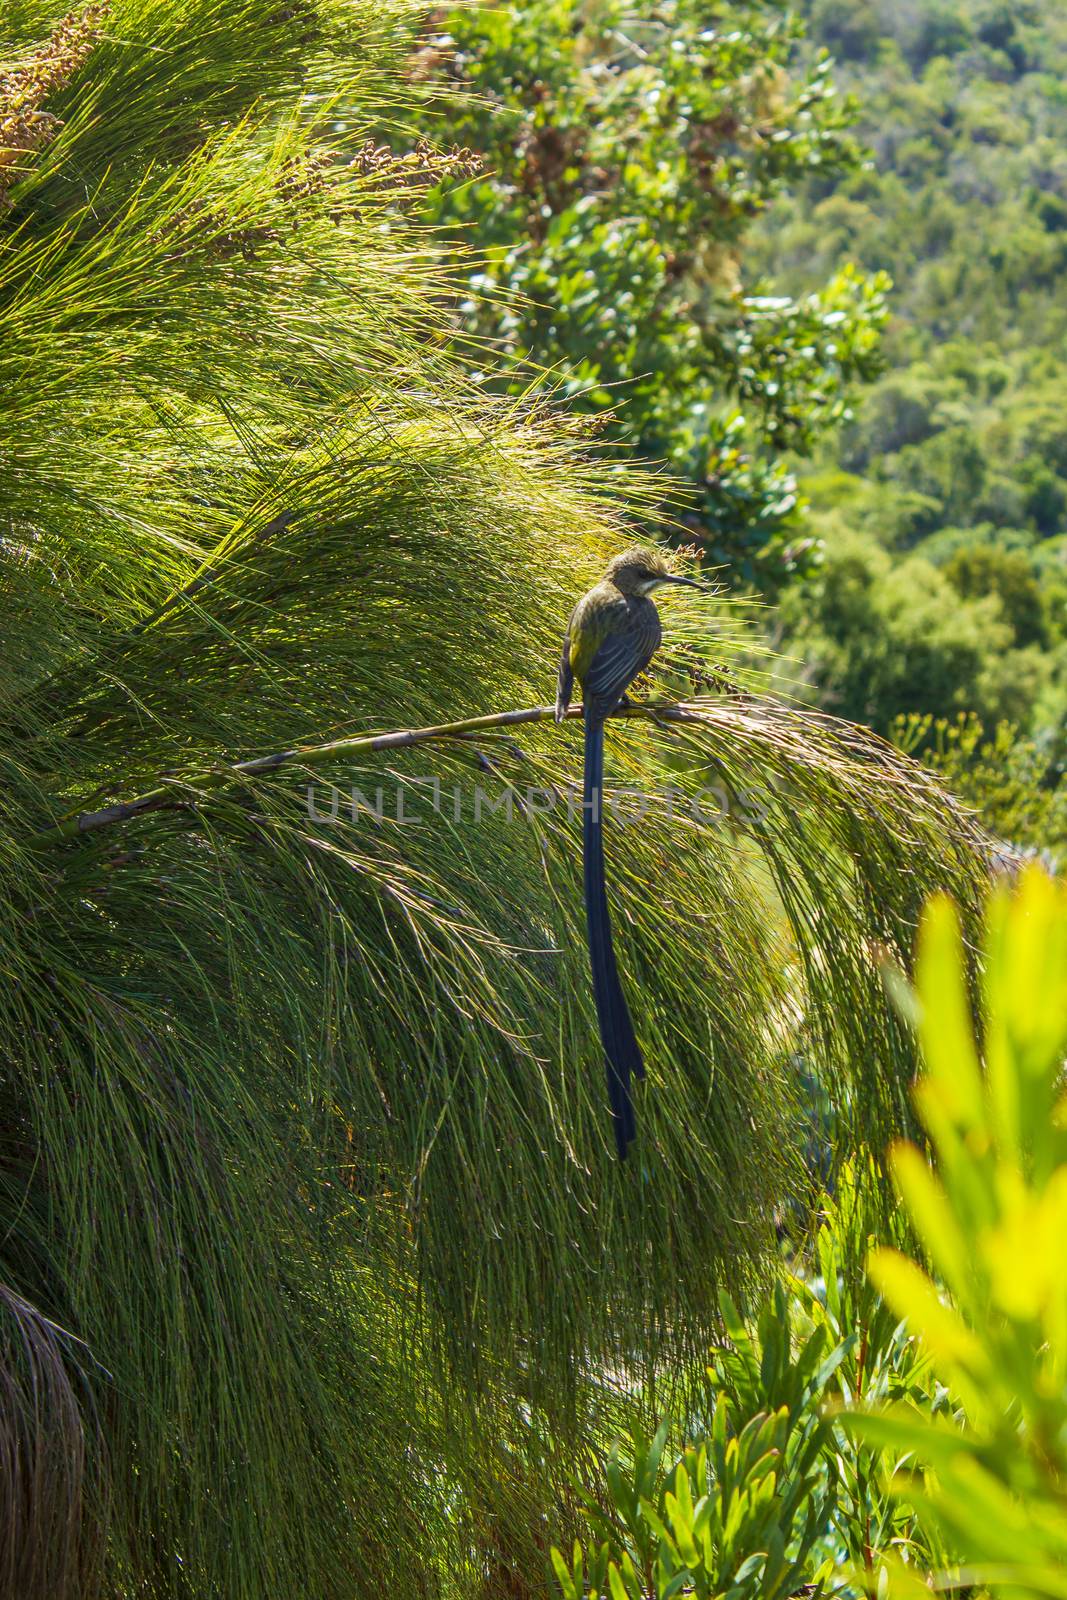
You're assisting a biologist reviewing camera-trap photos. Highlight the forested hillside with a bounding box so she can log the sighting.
[420,0,1066,858]
[762,0,1067,751]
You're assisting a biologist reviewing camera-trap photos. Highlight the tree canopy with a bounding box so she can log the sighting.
[755,0,1067,751]
[414,0,888,584]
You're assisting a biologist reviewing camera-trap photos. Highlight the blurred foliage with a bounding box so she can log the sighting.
[413,0,888,584]
[755,0,1067,742]
[846,867,1067,1597]
[894,712,1067,866]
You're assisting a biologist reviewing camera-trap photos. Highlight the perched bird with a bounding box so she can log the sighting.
[555,547,702,1158]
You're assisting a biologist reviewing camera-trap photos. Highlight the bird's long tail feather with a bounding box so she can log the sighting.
[583,708,644,1158]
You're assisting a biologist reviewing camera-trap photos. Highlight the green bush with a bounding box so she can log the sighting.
[845,866,1067,1597]
[415,0,887,583]
[551,1287,847,1600]
[777,527,1046,733]
[894,713,1067,865]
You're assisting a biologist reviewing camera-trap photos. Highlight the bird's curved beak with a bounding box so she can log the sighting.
[657,574,704,589]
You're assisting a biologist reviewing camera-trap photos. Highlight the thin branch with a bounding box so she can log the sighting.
[28,699,715,850]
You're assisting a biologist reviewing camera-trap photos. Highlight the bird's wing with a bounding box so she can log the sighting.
[581,605,662,720]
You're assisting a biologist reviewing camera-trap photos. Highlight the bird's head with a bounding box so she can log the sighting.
[605,547,703,597]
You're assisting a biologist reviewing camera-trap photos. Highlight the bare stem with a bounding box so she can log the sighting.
[28,699,716,849]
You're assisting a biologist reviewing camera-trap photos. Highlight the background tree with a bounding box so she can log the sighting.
[0,3,990,1598]
[413,0,889,585]
[753,0,1067,770]
[776,525,1050,733]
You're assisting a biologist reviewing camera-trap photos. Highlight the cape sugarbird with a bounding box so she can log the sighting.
[555,548,701,1158]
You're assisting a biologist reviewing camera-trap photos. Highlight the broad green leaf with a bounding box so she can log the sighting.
[550,1547,579,1600]
[607,1561,631,1600]
[868,1250,984,1376]
[915,895,985,1134]
[889,1142,971,1298]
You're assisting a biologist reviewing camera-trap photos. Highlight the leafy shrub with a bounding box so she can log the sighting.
[792,1171,947,1586]
[845,867,1067,1597]
[894,713,1067,865]
[551,1287,848,1600]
